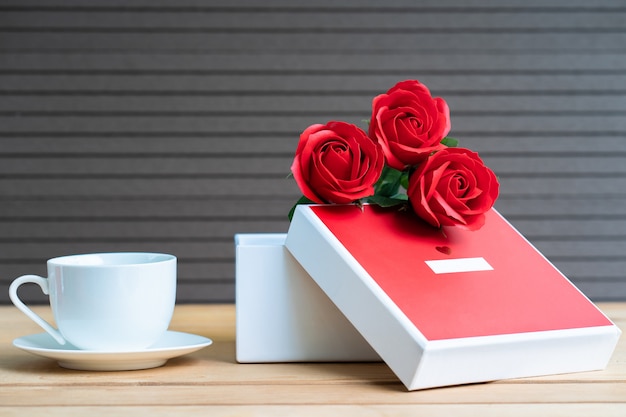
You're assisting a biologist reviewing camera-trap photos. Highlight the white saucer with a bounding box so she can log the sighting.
[13,331,213,371]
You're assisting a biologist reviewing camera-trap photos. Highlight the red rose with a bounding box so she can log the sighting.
[369,80,451,170]
[407,147,499,230]
[291,121,385,204]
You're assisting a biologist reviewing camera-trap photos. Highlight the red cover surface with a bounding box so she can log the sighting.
[311,205,612,341]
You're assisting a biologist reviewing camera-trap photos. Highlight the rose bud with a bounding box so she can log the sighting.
[407,147,499,230]
[369,79,451,170]
[291,121,385,204]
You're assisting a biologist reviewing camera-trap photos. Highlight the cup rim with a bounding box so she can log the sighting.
[47,252,176,267]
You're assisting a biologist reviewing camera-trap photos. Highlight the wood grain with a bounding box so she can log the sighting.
[0,304,624,416]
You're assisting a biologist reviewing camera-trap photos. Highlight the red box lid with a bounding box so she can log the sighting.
[310,205,612,341]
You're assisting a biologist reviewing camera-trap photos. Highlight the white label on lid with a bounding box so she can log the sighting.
[425,257,493,274]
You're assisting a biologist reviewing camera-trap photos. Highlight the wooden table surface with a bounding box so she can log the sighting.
[1,303,625,416]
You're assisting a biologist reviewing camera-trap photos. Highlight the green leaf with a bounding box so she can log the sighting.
[367,194,409,208]
[374,166,405,197]
[390,193,409,201]
[399,171,410,190]
[441,137,459,147]
[288,196,316,221]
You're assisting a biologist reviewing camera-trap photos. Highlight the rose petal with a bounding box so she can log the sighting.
[369,80,451,170]
[291,121,384,204]
[406,147,499,230]
[321,142,353,180]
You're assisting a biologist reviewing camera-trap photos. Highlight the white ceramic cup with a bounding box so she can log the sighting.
[9,252,177,351]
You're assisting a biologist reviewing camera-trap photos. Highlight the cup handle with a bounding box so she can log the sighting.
[9,275,66,345]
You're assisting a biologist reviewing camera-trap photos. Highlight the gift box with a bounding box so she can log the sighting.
[235,233,379,362]
[284,204,621,390]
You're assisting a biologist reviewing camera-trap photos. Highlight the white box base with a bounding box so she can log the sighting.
[235,233,379,363]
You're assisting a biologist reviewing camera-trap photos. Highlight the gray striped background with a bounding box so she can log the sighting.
[1,0,626,303]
